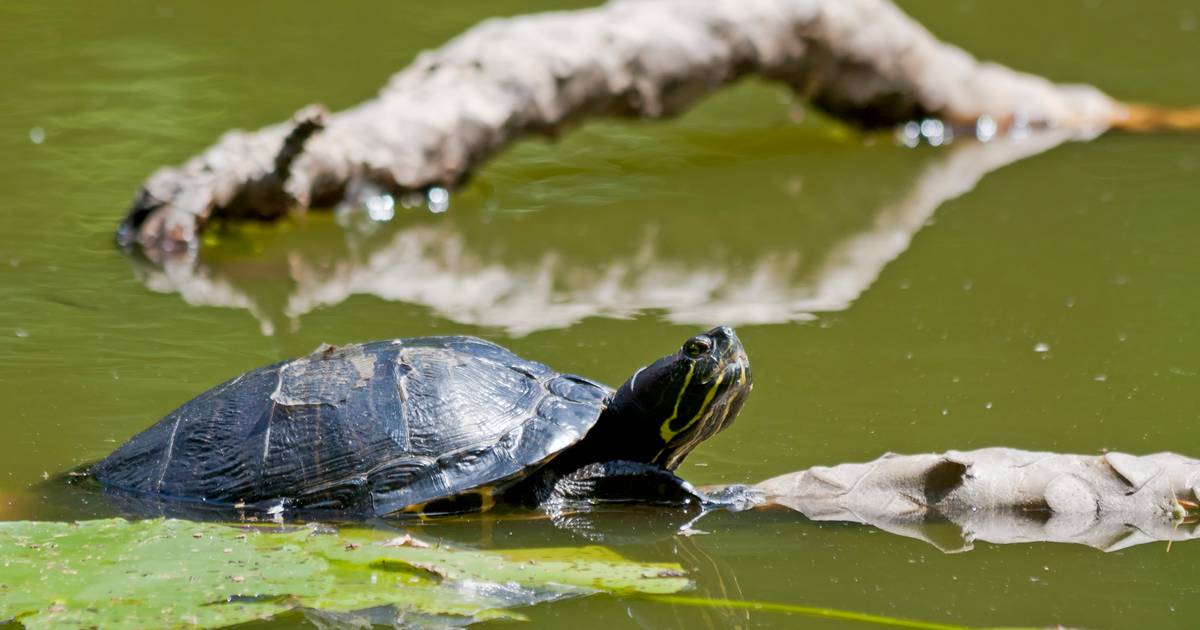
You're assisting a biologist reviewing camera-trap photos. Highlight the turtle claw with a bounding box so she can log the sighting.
[696,484,766,512]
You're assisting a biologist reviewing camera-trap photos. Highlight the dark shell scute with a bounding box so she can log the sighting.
[270,343,376,407]
[548,374,611,404]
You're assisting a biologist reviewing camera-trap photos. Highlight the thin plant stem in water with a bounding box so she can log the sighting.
[645,594,1014,630]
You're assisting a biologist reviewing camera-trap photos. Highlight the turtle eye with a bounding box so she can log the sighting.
[682,335,712,358]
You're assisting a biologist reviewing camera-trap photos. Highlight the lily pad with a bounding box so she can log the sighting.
[0,518,689,628]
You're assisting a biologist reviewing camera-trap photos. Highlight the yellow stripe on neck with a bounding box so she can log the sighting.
[660,366,724,443]
[658,364,693,442]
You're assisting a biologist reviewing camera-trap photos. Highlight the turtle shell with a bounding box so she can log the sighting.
[91,337,612,515]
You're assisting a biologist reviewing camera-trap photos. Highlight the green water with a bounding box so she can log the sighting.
[2,1,1199,627]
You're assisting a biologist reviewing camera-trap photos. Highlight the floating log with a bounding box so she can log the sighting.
[120,0,1161,256]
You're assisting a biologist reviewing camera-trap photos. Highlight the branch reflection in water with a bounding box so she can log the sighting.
[129,130,1073,336]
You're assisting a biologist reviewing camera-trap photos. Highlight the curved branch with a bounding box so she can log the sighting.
[119,0,1133,255]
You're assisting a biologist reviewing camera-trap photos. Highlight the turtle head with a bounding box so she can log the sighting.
[605,325,752,470]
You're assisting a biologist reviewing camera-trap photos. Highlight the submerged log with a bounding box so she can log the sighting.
[120,0,1155,256]
[750,448,1200,552]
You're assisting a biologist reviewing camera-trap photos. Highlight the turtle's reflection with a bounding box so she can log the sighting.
[130,131,1072,335]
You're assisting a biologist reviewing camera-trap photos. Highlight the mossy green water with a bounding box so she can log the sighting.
[1,1,1198,627]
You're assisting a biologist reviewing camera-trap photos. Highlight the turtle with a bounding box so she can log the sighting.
[91,326,753,517]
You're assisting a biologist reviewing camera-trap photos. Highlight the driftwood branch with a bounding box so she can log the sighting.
[118,0,1151,255]
[749,448,1200,552]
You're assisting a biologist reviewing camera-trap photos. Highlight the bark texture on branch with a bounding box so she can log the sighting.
[119,0,1134,255]
[751,448,1200,552]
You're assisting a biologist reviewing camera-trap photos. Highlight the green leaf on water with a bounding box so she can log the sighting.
[0,518,689,628]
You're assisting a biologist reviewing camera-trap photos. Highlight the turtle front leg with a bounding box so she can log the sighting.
[548,460,763,511]
[535,461,764,540]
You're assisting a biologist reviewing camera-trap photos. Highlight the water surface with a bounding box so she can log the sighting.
[1,1,1198,627]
